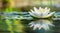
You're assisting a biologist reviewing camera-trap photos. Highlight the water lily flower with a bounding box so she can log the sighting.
[29,19,54,30]
[29,7,55,18]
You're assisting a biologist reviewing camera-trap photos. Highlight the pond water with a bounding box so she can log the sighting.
[0,18,60,33]
[22,19,60,33]
[0,12,60,33]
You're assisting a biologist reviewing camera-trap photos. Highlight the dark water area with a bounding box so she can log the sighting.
[22,19,60,33]
[53,20,60,33]
[0,12,60,33]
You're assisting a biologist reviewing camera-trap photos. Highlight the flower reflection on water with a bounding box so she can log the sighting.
[29,19,54,30]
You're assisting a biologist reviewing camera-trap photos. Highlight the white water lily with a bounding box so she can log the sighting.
[29,19,54,30]
[29,7,55,18]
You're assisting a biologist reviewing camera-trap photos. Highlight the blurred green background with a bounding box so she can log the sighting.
[0,0,60,12]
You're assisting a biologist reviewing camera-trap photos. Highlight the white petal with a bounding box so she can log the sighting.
[29,12,36,17]
[41,12,55,18]
[29,12,41,18]
[42,24,49,30]
[30,9,34,12]
[43,7,50,15]
[30,24,34,27]
[30,11,42,18]
[39,26,42,30]
[48,23,54,26]
[33,25,37,30]
[43,8,50,15]
[46,8,50,14]
[48,8,50,11]
[39,7,42,10]
[45,7,48,10]
[47,12,55,16]
[34,7,38,12]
